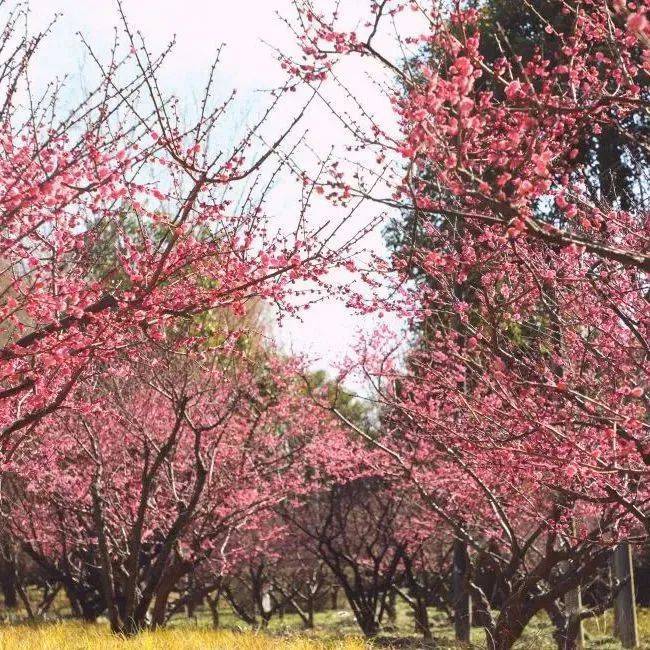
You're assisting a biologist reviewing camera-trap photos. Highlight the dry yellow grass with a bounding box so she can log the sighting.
[0,623,368,650]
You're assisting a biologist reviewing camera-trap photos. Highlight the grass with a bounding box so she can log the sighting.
[0,622,366,649]
[0,602,647,648]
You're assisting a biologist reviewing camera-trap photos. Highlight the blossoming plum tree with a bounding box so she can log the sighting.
[0,1,352,455]
[1,345,350,634]
[289,1,649,647]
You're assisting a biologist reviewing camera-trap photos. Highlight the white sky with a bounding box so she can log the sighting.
[24,0,412,374]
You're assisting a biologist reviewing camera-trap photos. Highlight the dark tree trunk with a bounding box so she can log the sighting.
[547,603,583,650]
[331,586,339,610]
[414,599,432,641]
[305,593,315,629]
[150,561,191,631]
[384,589,397,630]
[612,543,639,649]
[488,604,532,650]
[488,622,525,650]
[185,587,202,621]
[0,567,17,609]
[207,594,220,629]
[337,581,381,637]
[0,538,18,610]
[597,126,630,210]
[79,602,100,623]
[452,539,472,643]
[357,610,380,637]
[15,583,34,619]
[150,586,172,630]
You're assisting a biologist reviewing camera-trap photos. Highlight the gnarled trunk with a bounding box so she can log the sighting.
[487,605,531,650]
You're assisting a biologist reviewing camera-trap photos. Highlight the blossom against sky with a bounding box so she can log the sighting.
[26,0,408,371]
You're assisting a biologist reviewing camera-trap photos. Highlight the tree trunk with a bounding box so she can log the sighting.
[150,560,191,631]
[612,543,639,649]
[384,589,397,630]
[487,627,519,650]
[563,583,584,649]
[489,613,528,650]
[358,610,380,637]
[207,594,220,629]
[80,604,99,623]
[414,599,432,641]
[90,478,120,633]
[305,593,315,629]
[64,585,83,619]
[15,582,34,619]
[339,583,380,637]
[150,587,172,630]
[452,539,472,643]
[0,566,17,609]
[547,602,577,650]
[37,584,60,617]
[331,586,338,610]
[0,538,18,610]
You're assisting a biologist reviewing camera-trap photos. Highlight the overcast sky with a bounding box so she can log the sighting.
[24,0,412,374]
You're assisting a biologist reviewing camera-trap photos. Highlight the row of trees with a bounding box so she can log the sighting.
[1,461,649,645]
[0,0,647,648]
